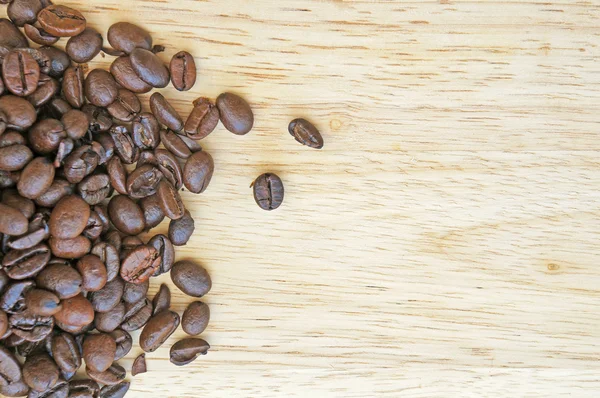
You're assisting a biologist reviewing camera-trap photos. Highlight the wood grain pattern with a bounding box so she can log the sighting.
[3,0,600,396]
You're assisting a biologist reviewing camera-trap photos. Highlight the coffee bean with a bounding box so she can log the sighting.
[78,174,111,206]
[90,242,119,283]
[14,335,50,358]
[106,89,141,122]
[86,362,125,386]
[54,294,94,331]
[120,297,151,332]
[139,193,165,229]
[33,180,70,208]
[252,173,284,211]
[93,301,124,333]
[106,156,128,196]
[66,27,102,63]
[139,310,179,352]
[2,50,41,97]
[108,195,145,235]
[83,104,113,133]
[110,329,131,361]
[132,112,160,149]
[48,235,91,259]
[150,93,183,132]
[170,51,196,91]
[0,345,23,386]
[1,280,34,313]
[0,18,30,49]
[60,109,88,140]
[183,150,214,194]
[182,301,210,336]
[75,255,107,292]
[23,289,60,317]
[22,353,59,392]
[168,209,195,246]
[50,332,82,374]
[155,148,183,189]
[109,125,138,164]
[126,164,163,199]
[2,188,35,218]
[49,195,90,239]
[28,73,60,108]
[62,66,85,108]
[0,202,29,235]
[24,23,59,46]
[109,56,152,94]
[107,22,152,54]
[7,0,44,27]
[216,92,254,135]
[169,338,210,366]
[0,95,37,131]
[151,283,171,316]
[158,129,191,160]
[68,379,99,398]
[9,310,54,342]
[171,260,211,297]
[0,379,31,397]
[0,133,34,171]
[148,235,174,276]
[288,118,324,149]
[89,277,123,313]
[184,97,219,140]
[27,119,64,154]
[36,263,82,299]
[7,215,50,250]
[123,279,149,304]
[157,180,185,220]
[84,69,119,108]
[120,245,160,284]
[82,333,116,373]
[2,243,51,279]
[17,157,54,199]
[37,5,86,37]
[62,145,99,184]
[99,381,130,398]
[130,48,169,88]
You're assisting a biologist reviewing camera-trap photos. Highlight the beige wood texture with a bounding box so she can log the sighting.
[3,0,600,397]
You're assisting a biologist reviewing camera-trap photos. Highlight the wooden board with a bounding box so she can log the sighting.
[3,1,600,396]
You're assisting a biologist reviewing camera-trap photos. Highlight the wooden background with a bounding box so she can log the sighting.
[4,0,600,396]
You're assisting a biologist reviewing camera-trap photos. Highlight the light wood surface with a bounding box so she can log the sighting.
[3,1,600,397]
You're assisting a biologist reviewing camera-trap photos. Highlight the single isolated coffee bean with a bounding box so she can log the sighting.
[170,51,196,91]
[139,310,180,352]
[108,195,145,235]
[182,301,210,336]
[78,174,112,205]
[107,156,128,195]
[66,27,103,63]
[252,173,284,211]
[28,118,67,154]
[183,150,214,194]
[152,283,171,315]
[76,255,108,292]
[9,310,54,341]
[48,235,91,259]
[130,48,169,88]
[132,112,160,149]
[126,164,163,199]
[288,118,324,149]
[184,97,220,140]
[62,65,85,108]
[49,194,91,239]
[171,260,211,297]
[22,353,59,392]
[107,22,152,54]
[83,333,117,373]
[0,95,37,131]
[36,263,82,299]
[169,338,210,366]
[131,353,147,376]
[51,332,82,374]
[0,17,30,48]
[155,149,183,189]
[2,50,41,97]
[0,202,28,235]
[110,125,139,164]
[85,69,119,107]
[159,129,192,159]
[61,109,89,140]
[35,179,73,207]
[150,93,183,132]
[168,209,195,246]
[94,302,125,333]
[3,243,51,279]
[17,156,55,199]
[53,293,94,329]
[37,5,87,37]
[216,92,254,135]
[122,280,149,305]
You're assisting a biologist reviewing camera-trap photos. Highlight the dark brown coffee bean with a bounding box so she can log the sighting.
[51,332,81,374]
[2,50,40,96]
[99,381,129,398]
[159,129,191,159]
[54,294,93,329]
[0,96,37,131]
[2,243,51,279]
[119,236,143,261]
[139,310,179,352]
[49,195,90,239]
[0,18,30,49]
[7,215,50,250]
[78,174,111,206]
[109,56,152,94]
[122,280,149,304]
[107,195,145,235]
[35,179,73,207]
[80,211,101,241]
[184,97,219,140]
[171,260,211,297]
[155,149,183,189]
[120,298,151,332]
[1,379,31,397]
[62,145,99,184]
[91,242,119,283]
[66,27,102,63]
[7,0,44,27]
[28,119,65,155]
[183,150,214,194]
[1,280,34,313]
[0,135,33,171]
[132,112,160,149]
[135,151,158,169]
[0,309,8,337]
[37,5,86,37]
[106,156,127,195]
[61,110,88,140]
[156,180,184,220]
[48,99,72,118]
[169,51,196,91]
[130,353,146,377]
[14,335,49,357]
[288,118,324,149]
[169,338,210,366]
[82,334,116,373]
[120,245,160,284]
[182,301,210,336]
[151,283,170,316]
[106,89,140,122]
[0,202,28,235]
[36,263,82,299]
[22,353,59,392]
[252,173,284,211]
[68,379,99,398]
[130,48,169,88]
[139,194,165,230]
[9,310,53,342]
[148,235,174,276]
[29,379,69,398]
[89,278,123,313]
[168,209,194,247]
[53,139,74,169]
[109,329,131,361]
[150,93,183,132]
[2,188,35,218]
[216,92,254,135]
[107,22,152,54]
[94,302,124,333]
[86,362,125,386]
[83,104,113,133]
[126,164,163,199]
[0,170,21,189]
[179,134,202,153]
[109,125,138,164]
[27,74,59,108]
[25,289,60,316]
[0,345,23,386]
[24,23,59,46]
[75,255,107,292]
[17,157,55,200]
[84,69,118,108]
[62,66,85,108]
[54,319,91,335]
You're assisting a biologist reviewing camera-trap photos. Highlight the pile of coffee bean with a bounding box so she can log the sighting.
[0,1,324,397]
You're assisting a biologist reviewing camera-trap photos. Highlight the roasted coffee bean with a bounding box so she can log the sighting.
[0,95,37,131]
[151,283,170,315]
[85,69,118,108]
[28,119,66,154]
[66,27,102,63]
[2,50,40,97]
[120,298,151,332]
[17,157,55,199]
[63,145,99,184]
[109,56,152,94]
[216,92,254,135]
[107,22,152,54]
[150,93,183,132]
[157,180,184,220]
[24,23,59,46]
[182,301,210,336]
[136,150,158,169]
[53,139,74,168]
[168,209,195,247]
[83,333,116,373]
[61,109,88,140]
[22,353,59,392]
[0,345,23,386]
[2,243,51,279]
[171,260,211,297]
[69,379,99,398]
[51,332,82,374]
[119,236,143,260]
[54,294,94,329]
[106,156,128,195]
[107,89,140,122]
[75,255,107,292]
[183,150,214,194]
[49,195,90,239]
[0,202,28,235]
[139,194,165,230]
[109,125,138,164]
[184,97,219,140]
[30,379,69,398]
[1,280,34,313]
[130,48,169,88]
[130,353,146,377]
[4,332,26,347]
[0,18,30,49]
[122,280,149,304]
[48,98,72,118]
[83,104,113,133]
[54,318,92,335]
[159,129,191,159]
[37,5,86,37]
[169,338,210,366]
[9,311,54,342]
[126,164,162,199]
[170,51,196,91]
[7,216,50,250]
[35,179,73,208]
[25,289,61,316]
[155,149,183,189]
[7,0,44,27]
[179,134,202,153]
[0,134,33,171]
[120,245,160,284]
[252,173,284,211]
[109,329,131,361]
[81,211,102,240]
[12,47,50,75]
[78,174,111,206]
[27,74,60,107]
[94,302,124,333]
[86,362,125,386]
[289,118,324,148]
[139,310,179,352]
[108,195,145,235]
[38,46,70,79]
[132,112,160,149]
[0,379,31,397]
[62,66,85,108]
[2,188,35,218]
[91,242,120,282]
[149,235,174,276]
[89,277,123,313]
[99,381,130,398]
[0,309,8,337]
[14,336,49,357]
[36,263,82,299]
